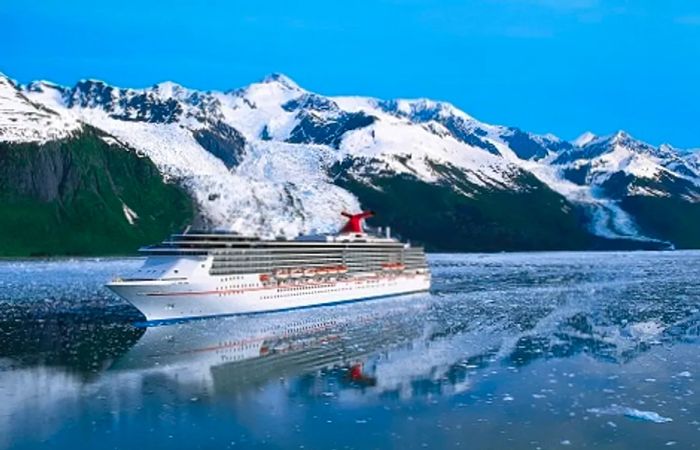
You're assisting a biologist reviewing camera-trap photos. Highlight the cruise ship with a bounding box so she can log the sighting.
[106,211,431,322]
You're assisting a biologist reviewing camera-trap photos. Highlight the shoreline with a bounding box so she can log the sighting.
[1,247,697,261]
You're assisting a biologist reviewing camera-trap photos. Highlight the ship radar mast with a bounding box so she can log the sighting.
[340,211,375,234]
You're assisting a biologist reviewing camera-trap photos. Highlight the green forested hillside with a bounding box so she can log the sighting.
[0,128,193,256]
[333,161,669,252]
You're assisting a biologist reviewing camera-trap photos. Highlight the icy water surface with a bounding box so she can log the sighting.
[0,252,699,449]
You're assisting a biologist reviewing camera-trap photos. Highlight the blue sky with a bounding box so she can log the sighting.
[2,0,699,147]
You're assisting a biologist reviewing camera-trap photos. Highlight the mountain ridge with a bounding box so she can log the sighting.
[1,71,698,254]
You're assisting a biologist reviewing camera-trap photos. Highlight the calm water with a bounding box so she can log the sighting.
[0,252,698,449]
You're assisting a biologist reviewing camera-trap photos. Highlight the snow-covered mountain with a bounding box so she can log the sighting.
[15,73,528,237]
[554,131,700,199]
[0,76,80,143]
[1,71,699,253]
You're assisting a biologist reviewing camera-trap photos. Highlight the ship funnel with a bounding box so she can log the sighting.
[340,211,375,234]
[385,226,391,239]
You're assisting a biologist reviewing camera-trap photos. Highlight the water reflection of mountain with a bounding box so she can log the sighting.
[0,318,144,377]
[504,309,700,367]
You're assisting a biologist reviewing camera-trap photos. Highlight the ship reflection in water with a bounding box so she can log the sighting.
[0,252,699,449]
[111,295,430,395]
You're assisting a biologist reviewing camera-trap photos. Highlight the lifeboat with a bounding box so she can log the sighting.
[316,267,329,276]
[259,273,271,282]
[381,262,406,271]
[290,268,303,278]
[303,267,316,277]
[337,265,348,274]
[274,269,290,279]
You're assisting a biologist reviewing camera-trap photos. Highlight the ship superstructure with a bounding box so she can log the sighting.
[106,212,431,322]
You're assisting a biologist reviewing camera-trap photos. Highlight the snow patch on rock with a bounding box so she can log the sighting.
[121,203,139,225]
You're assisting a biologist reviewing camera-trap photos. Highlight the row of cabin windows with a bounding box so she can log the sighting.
[214,274,395,294]
[217,284,256,293]
[216,342,258,351]
[214,274,407,297]
[260,280,395,300]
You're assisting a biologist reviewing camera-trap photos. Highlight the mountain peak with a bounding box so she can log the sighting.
[260,73,300,90]
[572,131,597,147]
[586,130,682,160]
[541,133,562,142]
[580,130,638,148]
[26,80,65,95]
[610,130,631,143]
[0,74,15,88]
[152,81,187,98]
[0,74,81,143]
[381,98,475,123]
[75,78,110,87]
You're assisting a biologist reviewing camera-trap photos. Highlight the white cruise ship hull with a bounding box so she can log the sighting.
[107,271,430,323]
[106,216,431,323]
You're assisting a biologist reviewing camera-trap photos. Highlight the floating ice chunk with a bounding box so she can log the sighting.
[627,321,665,341]
[587,405,673,423]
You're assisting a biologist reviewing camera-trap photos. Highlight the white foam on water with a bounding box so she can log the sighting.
[587,405,673,423]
